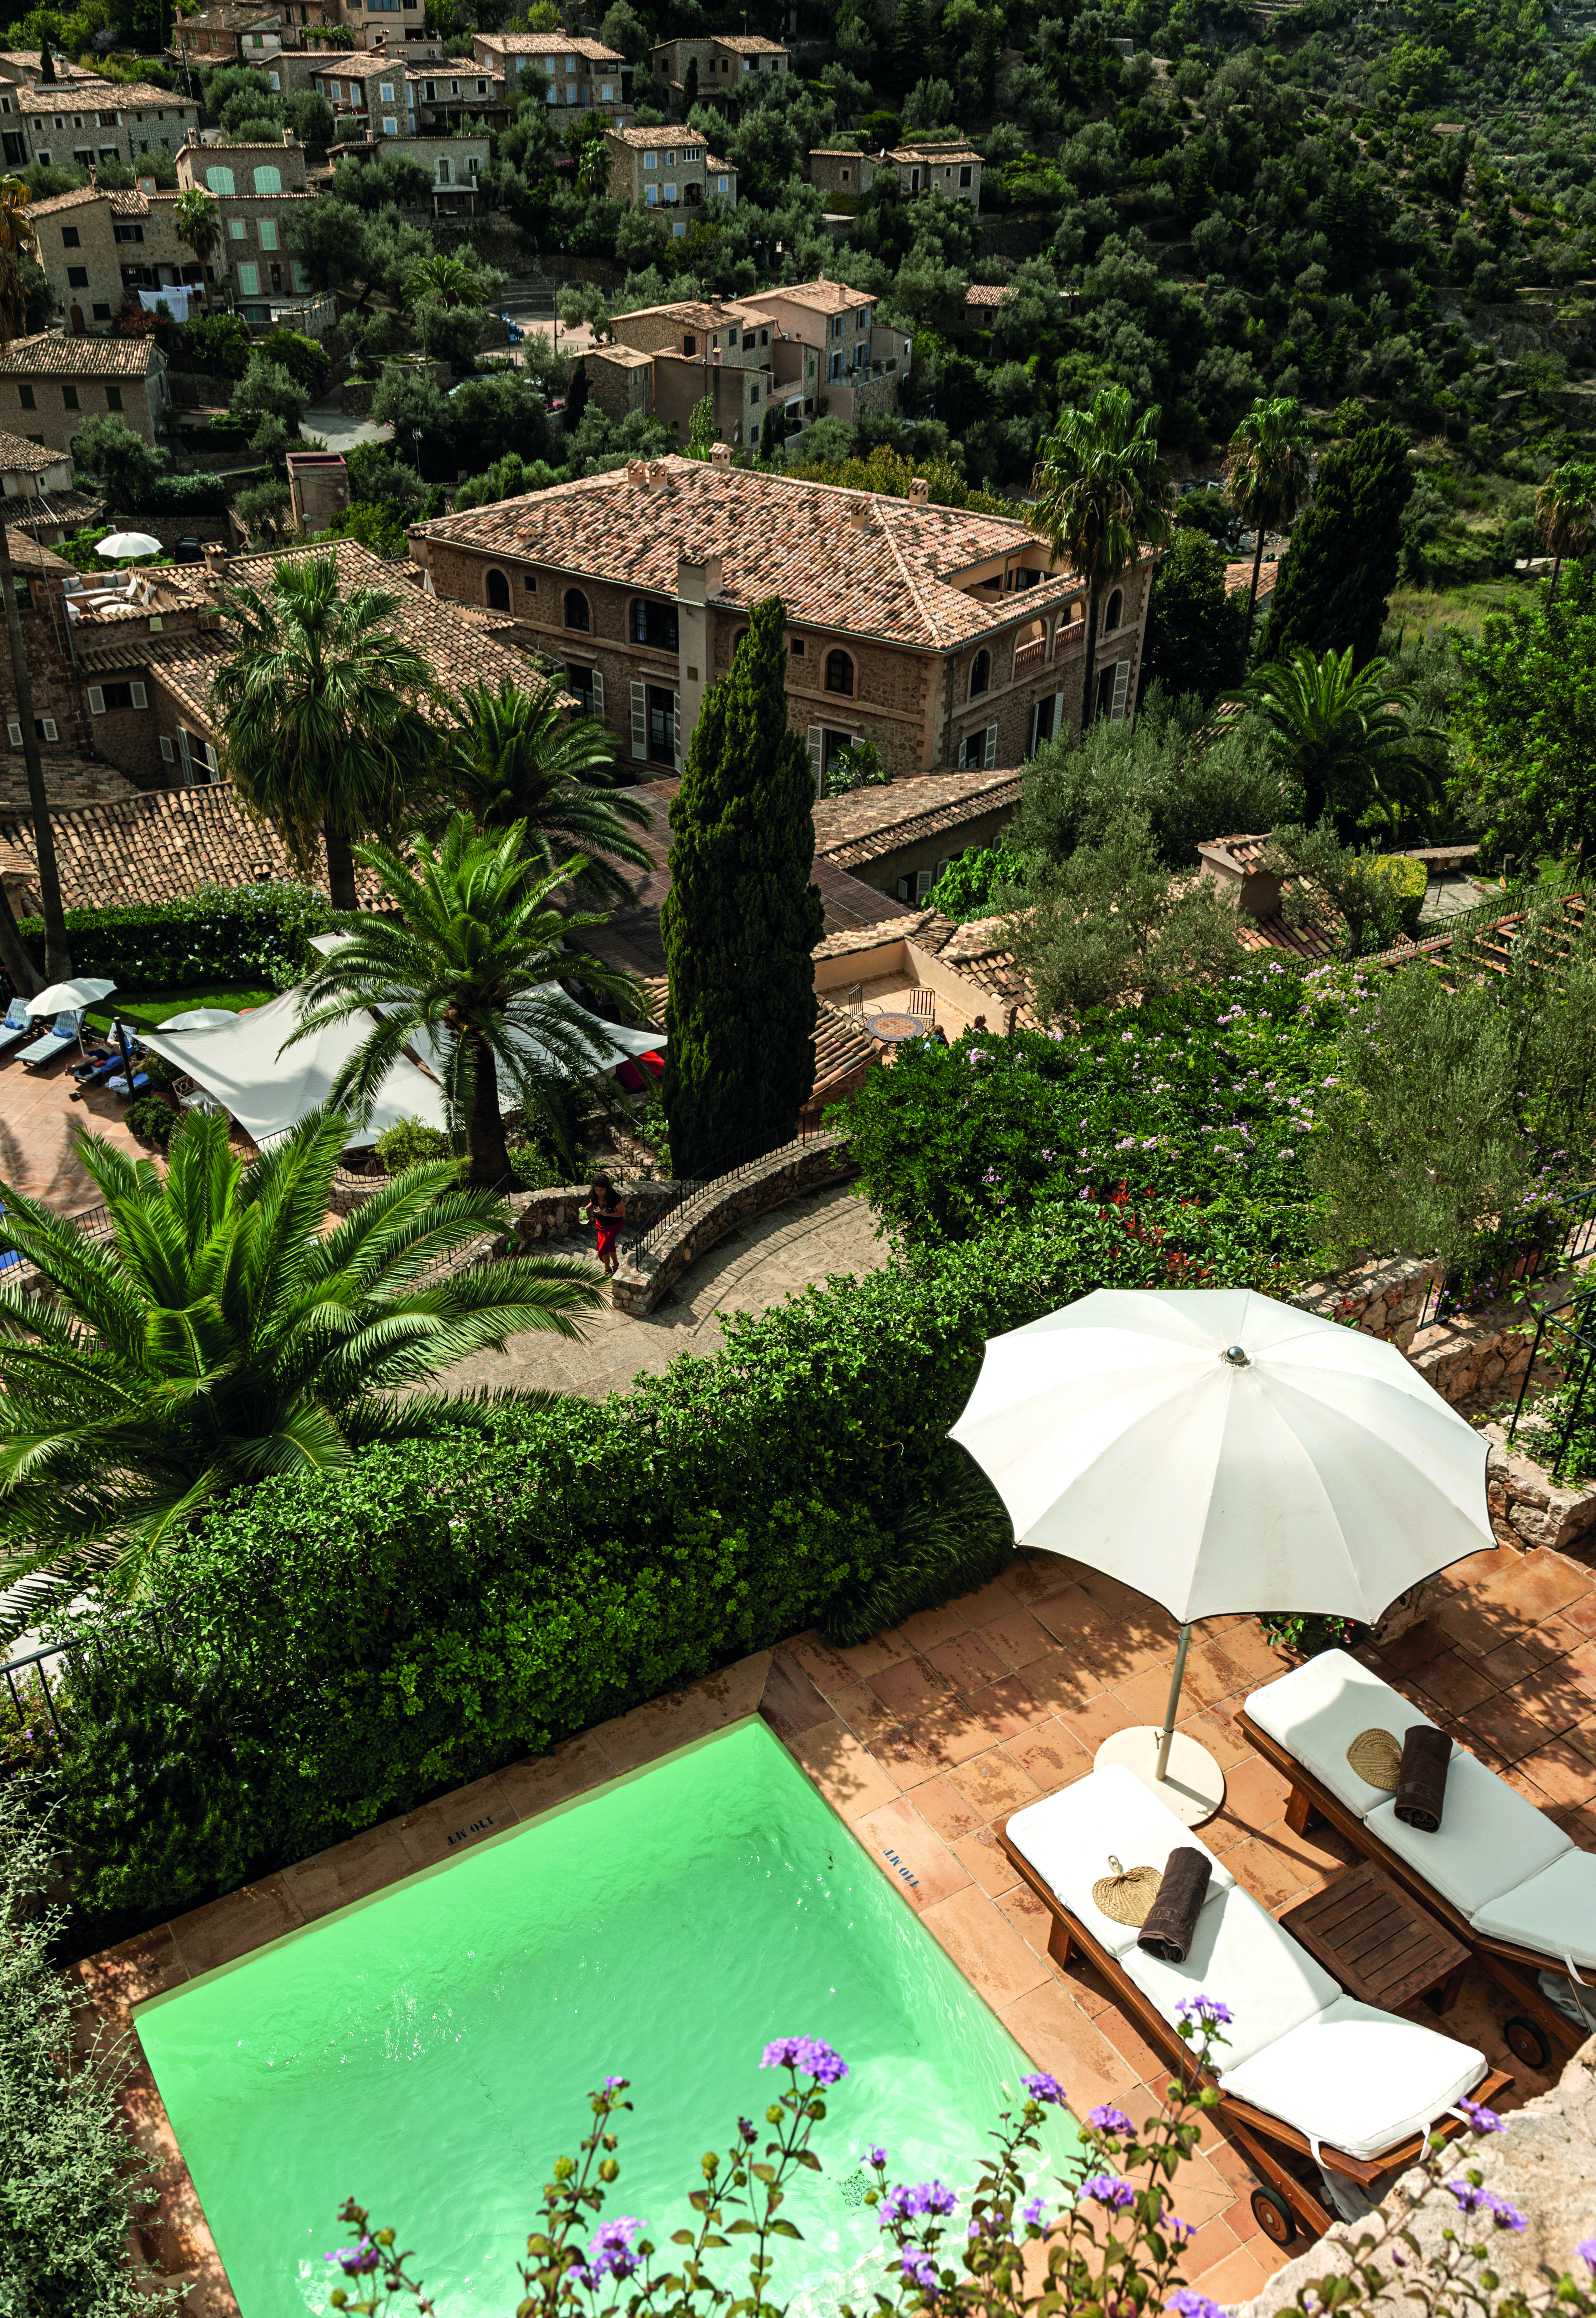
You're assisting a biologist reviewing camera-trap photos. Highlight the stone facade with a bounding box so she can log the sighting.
[471,31,632,125]
[0,329,168,451]
[3,75,198,172]
[605,125,737,236]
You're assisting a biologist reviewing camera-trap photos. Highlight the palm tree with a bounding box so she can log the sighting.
[444,674,654,906]
[1233,645,1436,835]
[401,252,480,310]
[0,1106,602,1621]
[1534,460,1596,601]
[286,812,645,1189]
[1223,395,1313,652]
[210,551,437,911]
[1030,383,1172,731]
[172,185,220,309]
[0,172,65,991]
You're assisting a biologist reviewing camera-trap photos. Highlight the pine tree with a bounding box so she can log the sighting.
[1258,421,1414,671]
[661,597,824,1179]
[891,0,926,90]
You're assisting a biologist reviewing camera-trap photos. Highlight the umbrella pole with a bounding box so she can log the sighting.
[1155,1623,1193,1783]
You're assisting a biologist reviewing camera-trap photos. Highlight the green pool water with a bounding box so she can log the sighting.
[135,1718,1076,2318]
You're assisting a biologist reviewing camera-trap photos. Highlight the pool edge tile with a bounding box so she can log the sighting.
[283,1817,419,1923]
[168,1876,307,1978]
[394,1772,520,1869]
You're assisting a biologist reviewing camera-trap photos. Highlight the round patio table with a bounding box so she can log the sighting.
[866,1011,927,1042]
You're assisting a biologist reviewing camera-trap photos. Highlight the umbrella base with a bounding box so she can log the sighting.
[1094,1725,1227,1828]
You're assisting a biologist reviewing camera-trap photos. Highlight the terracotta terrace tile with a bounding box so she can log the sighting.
[868,1651,953,1721]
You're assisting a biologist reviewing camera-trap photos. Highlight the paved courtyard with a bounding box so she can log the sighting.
[0,1054,146,1215]
[441,1180,890,1397]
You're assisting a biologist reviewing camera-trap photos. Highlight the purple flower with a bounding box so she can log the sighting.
[576,2215,646,2287]
[1021,2071,1067,2105]
[1176,1994,1233,2028]
[325,2239,382,2278]
[866,2146,888,2169]
[1021,2197,1047,2228]
[1577,2239,1596,2273]
[1086,2105,1133,2136]
[1081,2174,1136,2211]
[1457,2097,1505,2135]
[1165,2215,1196,2247]
[1446,2182,1527,2231]
[602,2075,629,2092]
[1167,2294,1227,2318]
[881,2181,958,2225]
[738,2116,757,2145]
[760,2036,848,2085]
[901,2251,940,2291]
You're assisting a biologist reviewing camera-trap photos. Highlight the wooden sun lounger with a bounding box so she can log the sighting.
[996,1812,1512,2248]
[1238,1708,1588,2073]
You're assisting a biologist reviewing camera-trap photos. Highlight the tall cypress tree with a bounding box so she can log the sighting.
[1257,420,1414,670]
[661,596,824,1180]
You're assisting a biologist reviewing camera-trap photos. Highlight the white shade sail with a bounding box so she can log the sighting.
[156,1007,243,1031]
[949,1288,1493,1627]
[25,976,115,1017]
[141,987,449,1149]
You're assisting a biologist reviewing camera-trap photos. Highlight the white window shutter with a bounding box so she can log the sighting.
[130,682,147,708]
[1110,662,1129,721]
[87,686,104,714]
[629,679,646,759]
[672,690,681,768]
[591,669,604,720]
[160,734,174,762]
[5,719,19,746]
[41,718,56,741]
[807,723,822,795]
[983,721,998,767]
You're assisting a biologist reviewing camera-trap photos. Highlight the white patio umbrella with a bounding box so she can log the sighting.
[157,1007,240,1031]
[950,1288,1493,1825]
[94,531,164,560]
[25,976,115,1017]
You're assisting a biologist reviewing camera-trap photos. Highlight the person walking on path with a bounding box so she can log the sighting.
[588,1174,626,1277]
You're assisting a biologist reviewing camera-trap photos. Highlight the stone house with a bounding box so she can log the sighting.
[470,32,632,124]
[738,277,909,423]
[2,77,198,171]
[649,31,789,109]
[604,125,736,237]
[0,330,169,453]
[314,50,498,134]
[408,452,1150,781]
[285,449,347,534]
[591,295,815,451]
[27,185,125,331]
[812,766,1021,905]
[809,138,982,211]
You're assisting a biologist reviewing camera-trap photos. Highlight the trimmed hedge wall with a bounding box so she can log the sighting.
[17,881,330,995]
[48,1199,1287,1936]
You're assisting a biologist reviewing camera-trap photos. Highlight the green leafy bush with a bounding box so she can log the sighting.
[17,881,331,995]
[123,1095,175,1148]
[835,957,1346,1261]
[44,1198,1272,1933]
[1364,853,1428,932]
[929,843,1031,922]
[372,1115,456,1172]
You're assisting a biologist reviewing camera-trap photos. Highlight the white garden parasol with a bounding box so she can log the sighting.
[25,976,116,1016]
[95,531,164,560]
[950,1287,1493,1824]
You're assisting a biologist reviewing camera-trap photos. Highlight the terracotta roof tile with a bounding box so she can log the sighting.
[478,31,622,59]
[813,767,1020,869]
[712,31,787,50]
[965,283,1017,308]
[891,139,980,161]
[20,184,108,217]
[18,77,187,108]
[746,277,873,315]
[0,430,68,472]
[0,331,158,378]
[0,487,102,530]
[415,455,1084,652]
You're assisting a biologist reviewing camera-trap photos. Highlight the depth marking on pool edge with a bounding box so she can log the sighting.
[448,1817,496,1847]
[882,1848,920,1891]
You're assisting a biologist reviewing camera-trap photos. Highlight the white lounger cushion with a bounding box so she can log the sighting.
[1468,1848,1596,1968]
[1245,1648,1451,1821]
[1006,1763,1235,1959]
[1367,1751,1571,1915]
[1123,1885,1340,2070]
[1219,1993,1487,2163]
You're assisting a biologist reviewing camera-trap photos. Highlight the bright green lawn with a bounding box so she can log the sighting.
[1385,577,1528,640]
[83,985,274,1035]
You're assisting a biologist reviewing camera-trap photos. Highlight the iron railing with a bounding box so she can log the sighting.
[1507,1284,1596,1483]
[1414,1183,1596,1333]
[620,1122,838,1262]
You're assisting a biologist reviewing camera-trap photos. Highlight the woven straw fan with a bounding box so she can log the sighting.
[1093,1854,1164,1926]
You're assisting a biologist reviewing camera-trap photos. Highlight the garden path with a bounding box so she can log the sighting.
[440,1180,890,1399]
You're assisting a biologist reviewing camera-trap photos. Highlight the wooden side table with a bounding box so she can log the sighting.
[1279,1859,1470,2015]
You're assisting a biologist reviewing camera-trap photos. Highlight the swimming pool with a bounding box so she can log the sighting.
[135,1717,1076,2316]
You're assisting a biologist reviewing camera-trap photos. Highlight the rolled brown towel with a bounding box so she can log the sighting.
[1395,1724,1450,1832]
[1136,1846,1212,1963]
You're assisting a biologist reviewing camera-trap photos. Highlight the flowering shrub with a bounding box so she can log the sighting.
[317,2012,1595,2318]
[835,958,1348,1266]
[12,880,331,999]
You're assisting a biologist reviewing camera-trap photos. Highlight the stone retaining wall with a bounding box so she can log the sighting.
[610,1134,856,1316]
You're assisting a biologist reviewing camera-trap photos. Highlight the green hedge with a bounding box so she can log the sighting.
[17,881,330,995]
[46,1199,1284,1936]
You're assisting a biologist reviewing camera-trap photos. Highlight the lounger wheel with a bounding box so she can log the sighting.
[1250,2187,1297,2247]
[1503,2016,1551,2070]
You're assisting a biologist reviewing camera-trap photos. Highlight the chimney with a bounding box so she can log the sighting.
[201,541,230,574]
[709,440,731,469]
[907,475,929,504]
[645,459,668,490]
[846,496,871,528]
[626,457,647,484]
[711,345,721,363]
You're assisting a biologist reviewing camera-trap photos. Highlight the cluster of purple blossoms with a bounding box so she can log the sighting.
[1020,2197,1048,2229]
[1176,1995,1233,2028]
[1457,2098,1506,2135]
[1021,2072,1067,2105]
[759,2037,848,2086]
[1446,2182,1527,2231]
[901,2251,941,2291]
[324,2239,381,2278]
[880,2181,959,2226]
[1167,2292,1226,2318]
[737,2116,757,2146]
[576,2215,646,2287]
[1086,2105,1133,2137]
[866,2146,888,2169]
[1577,2239,1596,2273]
[1080,2175,1136,2212]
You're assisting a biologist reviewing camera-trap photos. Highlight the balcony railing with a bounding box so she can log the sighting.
[1015,638,1045,672]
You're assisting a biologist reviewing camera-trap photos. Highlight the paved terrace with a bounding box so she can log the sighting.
[76,1528,1596,2311]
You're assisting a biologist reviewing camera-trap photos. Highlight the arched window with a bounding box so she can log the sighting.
[1104,588,1124,634]
[824,649,853,697]
[564,588,590,631]
[253,164,283,193]
[969,649,990,698]
[204,165,235,193]
[486,568,511,610]
[731,626,749,659]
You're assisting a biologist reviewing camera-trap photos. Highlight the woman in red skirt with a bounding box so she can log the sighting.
[589,1175,626,1277]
